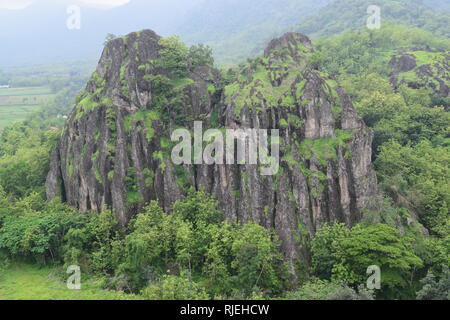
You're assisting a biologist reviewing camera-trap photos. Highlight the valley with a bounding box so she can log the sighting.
[0,86,54,131]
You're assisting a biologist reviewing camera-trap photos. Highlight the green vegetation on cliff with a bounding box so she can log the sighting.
[0,18,449,300]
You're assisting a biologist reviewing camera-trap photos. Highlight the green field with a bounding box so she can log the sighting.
[0,264,139,300]
[0,86,54,132]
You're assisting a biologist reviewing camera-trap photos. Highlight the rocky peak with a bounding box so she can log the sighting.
[264,32,313,61]
[46,30,380,275]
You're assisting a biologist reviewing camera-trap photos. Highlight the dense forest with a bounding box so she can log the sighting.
[295,0,450,39]
[0,1,449,301]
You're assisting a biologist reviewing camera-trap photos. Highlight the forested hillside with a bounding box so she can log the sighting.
[177,0,333,65]
[316,26,450,239]
[294,0,450,39]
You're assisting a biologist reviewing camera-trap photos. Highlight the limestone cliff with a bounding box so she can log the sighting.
[46,30,379,271]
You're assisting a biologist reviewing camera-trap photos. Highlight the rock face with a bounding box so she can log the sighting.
[46,30,379,272]
[389,53,417,73]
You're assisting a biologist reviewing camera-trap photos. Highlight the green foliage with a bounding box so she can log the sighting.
[373,105,449,151]
[63,209,123,274]
[1,9,449,301]
[333,224,423,298]
[297,0,450,40]
[173,188,222,227]
[139,37,214,125]
[417,236,450,277]
[229,222,286,295]
[279,118,288,128]
[222,40,313,117]
[375,140,450,236]
[355,90,408,128]
[177,0,331,66]
[316,24,450,77]
[141,273,209,300]
[311,223,349,279]
[103,190,287,297]
[285,280,374,300]
[284,279,342,300]
[0,124,60,198]
[188,44,214,69]
[0,197,85,265]
[202,222,234,296]
[325,284,374,300]
[124,167,144,205]
[297,130,353,166]
[202,221,288,298]
[311,223,423,298]
[416,266,450,300]
[330,23,450,248]
[156,36,189,78]
[308,52,323,69]
[119,201,194,290]
[360,197,410,229]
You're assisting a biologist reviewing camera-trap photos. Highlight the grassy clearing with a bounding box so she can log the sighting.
[0,86,52,96]
[0,86,54,131]
[410,50,443,66]
[0,95,53,105]
[0,264,139,300]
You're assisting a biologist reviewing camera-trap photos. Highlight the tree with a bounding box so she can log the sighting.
[202,222,234,296]
[120,201,194,290]
[104,33,117,45]
[64,209,123,273]
[375,140,450,236]
[416,267,450,300]
[0,123,60,198]
[188,44,214,70]
[285,280,374,300]
[141,273,209,300]
[331,224,423,298]
[311,223,349,279]
[156,36,189,78]
[230,223,286,295]
[0,197,85,265]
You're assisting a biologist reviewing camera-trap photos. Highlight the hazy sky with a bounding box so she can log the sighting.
[0,0,131,10]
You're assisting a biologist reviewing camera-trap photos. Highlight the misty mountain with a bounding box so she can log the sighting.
[0,0,201,67]
[177,0,333,65]
[0,0,331,68]
[423,0,450,11]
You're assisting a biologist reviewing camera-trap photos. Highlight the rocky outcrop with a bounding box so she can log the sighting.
[46,30,379,272]
[389,48,450,102]
[389,53,417,73]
